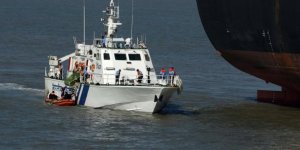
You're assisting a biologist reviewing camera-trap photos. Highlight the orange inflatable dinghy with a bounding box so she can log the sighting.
[45,99,76,106]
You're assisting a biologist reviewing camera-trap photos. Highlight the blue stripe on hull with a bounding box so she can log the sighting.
[75,84,82,104]
[79,84,89,105]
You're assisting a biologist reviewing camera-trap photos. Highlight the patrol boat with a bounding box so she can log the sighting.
[44,0,183,113]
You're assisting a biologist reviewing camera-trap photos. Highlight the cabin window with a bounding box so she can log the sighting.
[104,53,110,60]
[114,53,127,60]
[129,54,141,61]
[145,54,150,61]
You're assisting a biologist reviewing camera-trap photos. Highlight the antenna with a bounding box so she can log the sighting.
[83,0,86,45]
[130,0,134,40]
[73,36,77,45]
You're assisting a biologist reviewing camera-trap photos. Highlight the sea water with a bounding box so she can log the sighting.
[1,0,300,149]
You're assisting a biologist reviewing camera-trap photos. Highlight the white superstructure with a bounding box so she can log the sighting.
[44,0,183,113]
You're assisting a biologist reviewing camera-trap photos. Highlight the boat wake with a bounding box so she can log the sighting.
[0,83,44,95]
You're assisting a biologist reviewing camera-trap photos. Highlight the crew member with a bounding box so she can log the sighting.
[73,61,79,73]
[79,64,85,82]
[58,63,63,80]
[89,64,95,83]
[115,69,121,85]
[102,33,107,47]
[63,87,73,99]
[169,67,176,85]
[160,67,166,79]
[83,66,89,82]
[48,91,58,100]
[125,38,131,48]
[137,69,143,83]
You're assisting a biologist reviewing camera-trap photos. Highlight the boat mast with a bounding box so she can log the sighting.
[83,0,86,44]
[130,0,134,40]
[83,0,86,53]
[105,0,122,38]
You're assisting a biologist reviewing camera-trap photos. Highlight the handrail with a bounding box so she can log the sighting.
[86,73,178,86]
[46,69,180,87]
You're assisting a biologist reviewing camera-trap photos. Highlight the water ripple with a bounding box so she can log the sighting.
[0,83,44,95]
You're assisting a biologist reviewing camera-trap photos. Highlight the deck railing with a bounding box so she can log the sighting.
[86,73,178,86]
[46,69,181,87]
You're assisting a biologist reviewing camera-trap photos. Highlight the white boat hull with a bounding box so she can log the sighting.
[45,77,178,113]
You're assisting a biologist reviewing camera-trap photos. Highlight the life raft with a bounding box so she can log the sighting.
[45,99,76,106]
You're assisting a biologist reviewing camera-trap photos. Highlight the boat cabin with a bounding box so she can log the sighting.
[65,38,157,85]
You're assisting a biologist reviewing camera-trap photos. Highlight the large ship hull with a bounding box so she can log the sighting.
[196,0,300,106]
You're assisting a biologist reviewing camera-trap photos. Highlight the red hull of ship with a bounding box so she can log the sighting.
[220,50,300,106]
